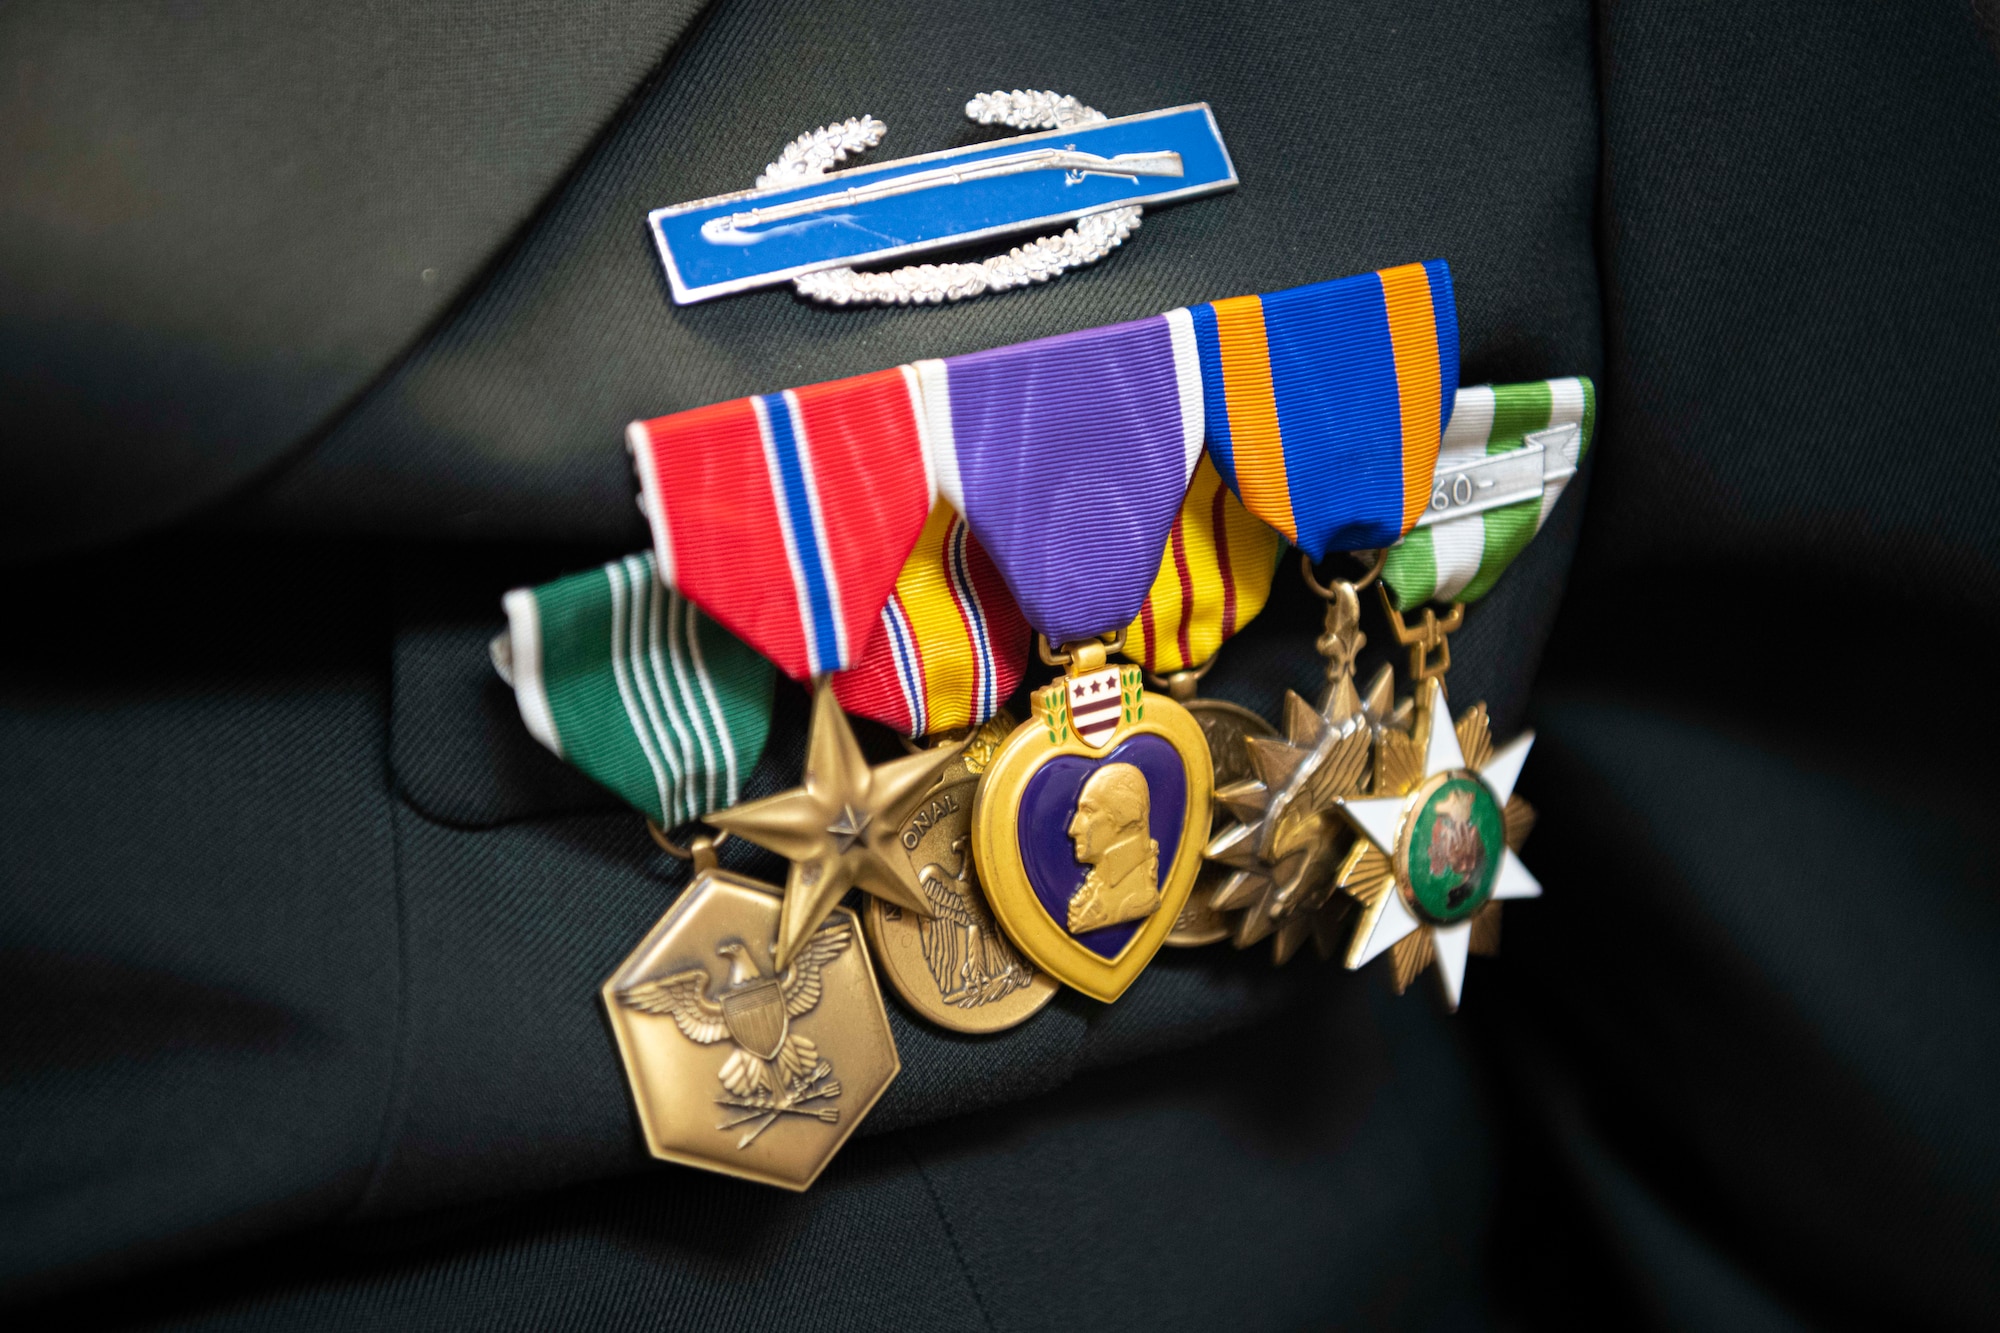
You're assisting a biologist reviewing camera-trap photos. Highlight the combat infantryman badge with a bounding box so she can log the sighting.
[603,839,899,1190]
[647,91,1236,305]
[973,636,1214,1002]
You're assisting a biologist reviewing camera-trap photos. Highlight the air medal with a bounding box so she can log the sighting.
[1202,568,1406,963]
[1174,261,1463,962]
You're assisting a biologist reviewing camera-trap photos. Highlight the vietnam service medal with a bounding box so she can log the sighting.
[973,636,1214,1002]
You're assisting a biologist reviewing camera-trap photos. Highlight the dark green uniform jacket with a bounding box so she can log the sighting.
[4,2,1998,1328]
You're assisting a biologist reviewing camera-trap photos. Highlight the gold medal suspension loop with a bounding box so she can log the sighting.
[1377,587,1464,689]
[644,821,730,873]
[1301,550,1382,705]
[1319,540,1462,687]
[1144,657,1214,703]
[1037,628,1127,676]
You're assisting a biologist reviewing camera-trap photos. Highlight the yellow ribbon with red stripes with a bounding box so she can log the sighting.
[1124,456,1285,675]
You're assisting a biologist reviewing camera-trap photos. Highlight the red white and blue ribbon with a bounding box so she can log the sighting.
[627,264,1460,677]
[628,367,933,682]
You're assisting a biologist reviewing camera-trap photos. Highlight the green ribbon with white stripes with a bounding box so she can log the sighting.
[500,553,774,826]
[1383,376,1597,610]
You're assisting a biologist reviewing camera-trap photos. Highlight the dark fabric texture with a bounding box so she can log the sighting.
[1478,2,2000,1330]
[4,0,1997,1329]
[0,0,709,563]
[15,986,1490,1332]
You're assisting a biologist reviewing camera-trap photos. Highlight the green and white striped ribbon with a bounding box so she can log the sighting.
[1383,377,1597,610]
[499,553,774,826]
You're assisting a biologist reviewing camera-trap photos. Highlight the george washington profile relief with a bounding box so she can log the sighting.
[1064,763,1161,933]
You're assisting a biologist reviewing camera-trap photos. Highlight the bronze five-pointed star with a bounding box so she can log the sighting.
[707,682,960,971]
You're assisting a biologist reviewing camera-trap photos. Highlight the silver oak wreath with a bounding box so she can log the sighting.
[757,90,1146,306]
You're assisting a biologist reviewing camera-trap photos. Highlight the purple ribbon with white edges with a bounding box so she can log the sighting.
[907,310,1205,647]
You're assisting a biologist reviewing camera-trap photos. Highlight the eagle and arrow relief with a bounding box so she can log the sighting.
[602,844,899,1191]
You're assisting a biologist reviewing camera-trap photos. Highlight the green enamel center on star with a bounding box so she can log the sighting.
[1403,774,1503,924]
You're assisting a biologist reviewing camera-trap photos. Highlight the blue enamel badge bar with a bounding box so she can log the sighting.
[650,104,1238,304]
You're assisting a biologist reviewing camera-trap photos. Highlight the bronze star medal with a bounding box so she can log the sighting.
[706,680,961,972]
[1335,673,1538,1010]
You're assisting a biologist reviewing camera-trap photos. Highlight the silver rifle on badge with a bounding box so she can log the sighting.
[699,148,1185,242]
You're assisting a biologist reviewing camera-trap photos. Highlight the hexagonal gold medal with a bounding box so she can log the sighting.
[602,866,898,1191]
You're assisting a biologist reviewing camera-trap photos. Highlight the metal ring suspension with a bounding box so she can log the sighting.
[1301,549,1387,600]
[645,819,730,871]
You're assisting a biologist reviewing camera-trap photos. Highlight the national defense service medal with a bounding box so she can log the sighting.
[865,711,1059,1033]
[973,635,1214,1003]
[602,839,899,1191]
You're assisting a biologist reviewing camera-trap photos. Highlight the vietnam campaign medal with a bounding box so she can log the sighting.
[1334,376,1598,1009]
[1333,662,1536,1013]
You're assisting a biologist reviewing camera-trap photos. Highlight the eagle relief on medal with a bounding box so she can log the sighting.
[601,856,898,1191]
[973,638,1214,1002]
[865,711,1058,1033]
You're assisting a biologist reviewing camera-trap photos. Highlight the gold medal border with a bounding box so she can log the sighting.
[1390,767,1501,928]
[600,871,899,1192]
[971,689,1214,1003]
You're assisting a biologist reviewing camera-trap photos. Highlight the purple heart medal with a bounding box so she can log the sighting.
[913,308,1214,1002]
[973,632,1213,1001]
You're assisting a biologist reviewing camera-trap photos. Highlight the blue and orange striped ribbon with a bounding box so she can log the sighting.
[1188,260,1458,559]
